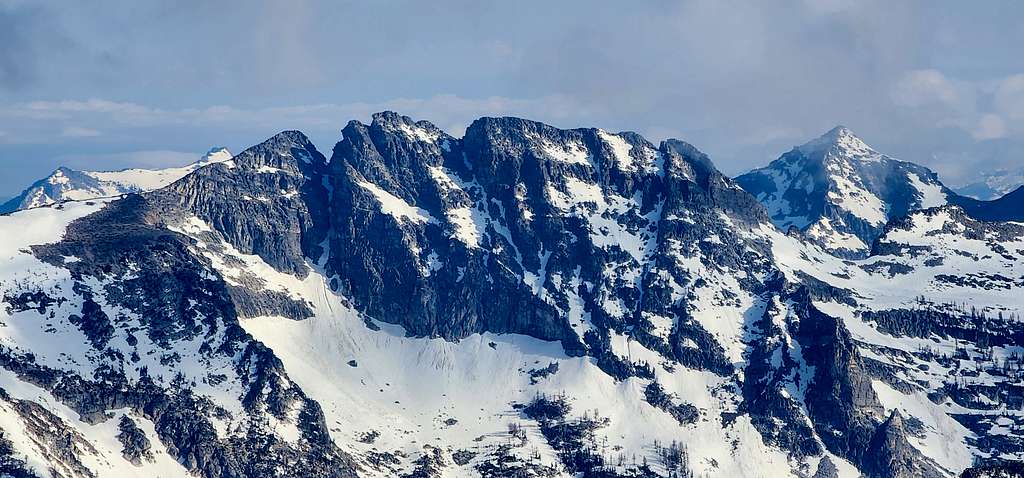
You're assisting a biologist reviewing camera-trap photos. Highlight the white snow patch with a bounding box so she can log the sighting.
[908,173,948,209]
[539,139,592,166]
[598,130,636,171]
[357,181,438,225]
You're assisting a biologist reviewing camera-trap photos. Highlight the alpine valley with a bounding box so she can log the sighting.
[0,113,1022,478]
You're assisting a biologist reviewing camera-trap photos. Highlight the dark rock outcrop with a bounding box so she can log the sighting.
[116,416,153,466]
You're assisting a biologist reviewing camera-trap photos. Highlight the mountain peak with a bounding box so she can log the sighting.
[797,125,880,162]
[49,166,79,179]
[228,130,325,174]
[735,125,955,256]
[824,124,853,137]
[369,111,448,145]
[371,110,405,124]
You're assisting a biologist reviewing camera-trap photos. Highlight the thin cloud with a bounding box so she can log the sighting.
[61,126,101,137]
[1,94,584,140]
[1,1,1023,192]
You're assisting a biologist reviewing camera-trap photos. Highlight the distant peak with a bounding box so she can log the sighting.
[797,125,879,162]
[200,147,233,164]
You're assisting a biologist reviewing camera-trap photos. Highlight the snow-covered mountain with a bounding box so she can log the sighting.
[735,126,952,257]
[0,147,233,214]
[0,114,1021,478]
[956,167,1024,201]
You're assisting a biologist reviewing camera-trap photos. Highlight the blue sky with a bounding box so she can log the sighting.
[1,0,1023,197]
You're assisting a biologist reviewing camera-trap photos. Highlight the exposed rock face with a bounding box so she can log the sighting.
[325,113,581,344]
[792,293,885,461]
[154,132,330,277]
[863,412,944,478]
[0,112,1020,477]
[116,416,153,466]
[324,113,672,352]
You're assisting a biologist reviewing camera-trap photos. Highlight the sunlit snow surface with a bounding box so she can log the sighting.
[233,254,813,477]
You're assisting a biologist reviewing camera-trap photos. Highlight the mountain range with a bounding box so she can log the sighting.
[0,113,1021,478]
[956,167,1024,201]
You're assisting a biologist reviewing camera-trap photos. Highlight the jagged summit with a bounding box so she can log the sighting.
[230,130,325,171]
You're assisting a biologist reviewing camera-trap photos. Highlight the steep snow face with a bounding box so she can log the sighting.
[735,126,950,257]
[0,147,232,214]
[955,166,1024,200]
